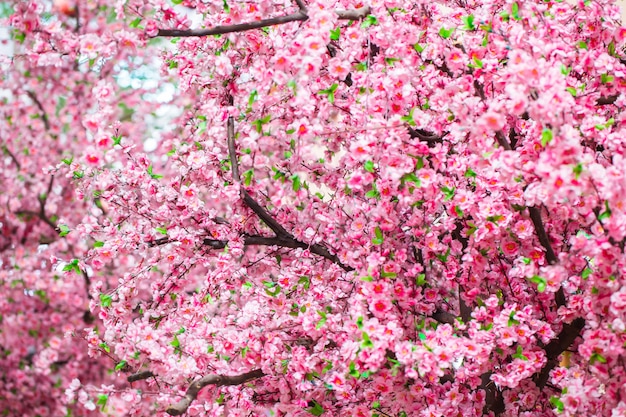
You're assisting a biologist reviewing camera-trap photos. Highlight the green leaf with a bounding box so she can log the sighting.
[291,174,302,191]
[55,96,67,117]
[248,89,258,107]
[223,0,230,13]
[115,360,127,371]
[512,345,528,360]
[365,182,380,200]
[243,169,254,186]
[330,27,340,41]
[601,73,614,84]
[171,335,180,348]
[62,259,81,274]
[93,241,104,248]
[298,276,311,290]
[96,394,108,411]
[507,311,520,327]
[573,163,583,179]
[416,274,426,286]
[263,281,281,297]
[590,352,607,364]
[486,214,504,224]
[462,14,475,30]
[348,361,360,378]
[541,128,553,146]
[58,224,70,237]
[306,400,325,416]
[549,396,565,413]
[316,310,327,329]
[413,43,425,53]
[100,293,113,308]
[598,200,612,221]
[439,27,455,39]
[155,227,168,235]
[129,17,142,28]
[560,65,571,76]
[511,2,521,20]
[363,160,375,173]
[147,165,163,180]
[581,267,592,280]
[565,86,577,97]
[372,226,384,245]
[578,41,588,50]
[441,186,455,201]
[464,168,477,178]
[360,15,378,28]
[361,332,374,348]
[529,275,547,292]
[469,56,483,69]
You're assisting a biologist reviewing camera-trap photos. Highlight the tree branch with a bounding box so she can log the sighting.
[533,317,585,388]
[1,145,21,170]
[127,370,155,383]
[155,6,371,38]
[26,91,50,131]
[528,206,557,265]
[597,95,618,105]
[166,369,264,416]
[227,116,239,182]
[495,131,512,151]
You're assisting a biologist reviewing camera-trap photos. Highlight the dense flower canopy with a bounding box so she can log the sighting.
[2,0,626,416]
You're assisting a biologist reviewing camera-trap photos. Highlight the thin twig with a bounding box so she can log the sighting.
[166,369,264,416]
[26,91,50,130]
[1,145,21,170]
[227,116,239,182]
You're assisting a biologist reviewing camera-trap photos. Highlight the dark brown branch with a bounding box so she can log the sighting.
[127,370,155,383]
[528,206,557,265]
[156,6,371,38]
[407,126,444,147]
[1,145,21,170]
[432,309,456,325]
[597,95,618,105]
[157,13,307,37]
[26,91,50,130]
[166,369,264,416]
[533,317,585,388]
[227,116,290,237]
[495,131,512,151]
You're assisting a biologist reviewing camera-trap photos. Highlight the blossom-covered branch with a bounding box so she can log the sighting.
[165,369,265,416]
[156,4,371,38]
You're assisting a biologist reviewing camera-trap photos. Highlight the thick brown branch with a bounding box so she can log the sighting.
[241,190,291,237]
[166,369,264,416]
[495,131,512,151]
[407,126,444,147]
[528,206,557,265]
[597,95,618,105]
[127,370,154,383]
[156,6,371,38]
[533,317,585,388]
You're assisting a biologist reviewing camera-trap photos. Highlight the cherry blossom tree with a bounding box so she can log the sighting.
[2,0,626,416]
